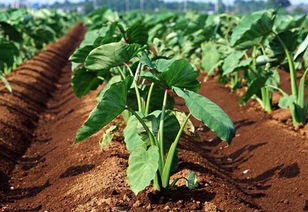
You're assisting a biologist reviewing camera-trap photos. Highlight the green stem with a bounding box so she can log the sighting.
[125,63,143,112]
[117,66,126,80]
[158,89,168,171]
[161,113,191,188]
[275,33,298,98]
[261,87,271,113]
[145,82,155,115]
[274,32,300,125]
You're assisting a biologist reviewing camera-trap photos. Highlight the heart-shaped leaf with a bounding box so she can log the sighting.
[72,67,102,98]
[230,11,274,49]
[85,42,140,71]
[142,59,200,91]
[173,87,235,144]
[222,51,245,75]
[75,76,132,143]
[70,45,97,63]
[127,146,159,195]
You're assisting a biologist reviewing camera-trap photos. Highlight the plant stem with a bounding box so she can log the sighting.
[275,33,298,98]
[261,87,271,112]
[161,113,191,188]
[145,82,155,115]
[125,63,143,112]
[117,66,126,80]
[158,89,168,171]
[274,32,300,125]
[128,108,156,146]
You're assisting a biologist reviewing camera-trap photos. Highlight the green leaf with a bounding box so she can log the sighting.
[201,42,221,75]
[96,75,122,103]
[240,74,269,104]
[294,35,308,61]
[0,71,11,92]
[274,15,306,33]
[70,45,97,63]
[75,77,132,143]
[173,111,195,135]
[124,114,147,152]
[72,68,102,98]
[85,42,140,71]
[0,22,22,42]
[230,11,274,49]
[173,87,235,144]
[222,51,244,76]
[124,110,180,153]
[126,21,149,45]
[99,125,118,152]
[270,31,299,56]
[142,59,199,91]
[186,172,199,189]
[127,146,159,195]
[279,95,296,109]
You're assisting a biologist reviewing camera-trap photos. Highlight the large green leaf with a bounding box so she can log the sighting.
[124,114,147,152]
[141,59,200,91]
[201,41,221,75]
[75,77,132,143]
[222,51,245,75]
[173,87,235,144]
[71,67,102,98]
[230,11,274,49]
[270,31,299,56]
[85,42,140,71]
[70,45,97,63]
[127,146,159,195]
[126,21,149,45]
[0,22,22,42]
[274,15,306,33]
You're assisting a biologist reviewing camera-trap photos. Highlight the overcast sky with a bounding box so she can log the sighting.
[1,0,307,5]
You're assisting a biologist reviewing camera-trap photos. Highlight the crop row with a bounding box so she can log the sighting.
[0,9,79,91]
[69,7,307,194]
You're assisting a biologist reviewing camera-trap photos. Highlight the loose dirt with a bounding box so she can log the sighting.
[0,25,307,211]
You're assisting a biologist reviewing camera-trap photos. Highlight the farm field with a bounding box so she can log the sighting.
[0,6,308,212]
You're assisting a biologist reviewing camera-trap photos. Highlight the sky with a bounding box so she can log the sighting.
[0,0,307,5]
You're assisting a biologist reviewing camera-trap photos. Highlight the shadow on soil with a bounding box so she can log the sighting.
[148,187,216,204]
[60,164,95,178]
[4,180,51,203]
[179,131,301,201]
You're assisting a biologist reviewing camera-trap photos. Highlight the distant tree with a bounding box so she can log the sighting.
[234,0,266,14]
[267,0,291,8]
[84,0,94,13]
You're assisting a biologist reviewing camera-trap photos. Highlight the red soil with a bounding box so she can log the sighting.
[0,25,307,211]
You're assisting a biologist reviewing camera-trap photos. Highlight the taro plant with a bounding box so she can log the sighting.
[227,9,308,123]
[72,38,235,194]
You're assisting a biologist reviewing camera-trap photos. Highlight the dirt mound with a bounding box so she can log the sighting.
[0,23,86,196]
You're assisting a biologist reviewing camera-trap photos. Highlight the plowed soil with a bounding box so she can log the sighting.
[0,25,307,212]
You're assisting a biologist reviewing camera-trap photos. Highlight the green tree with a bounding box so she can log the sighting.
[267,0,291,8]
